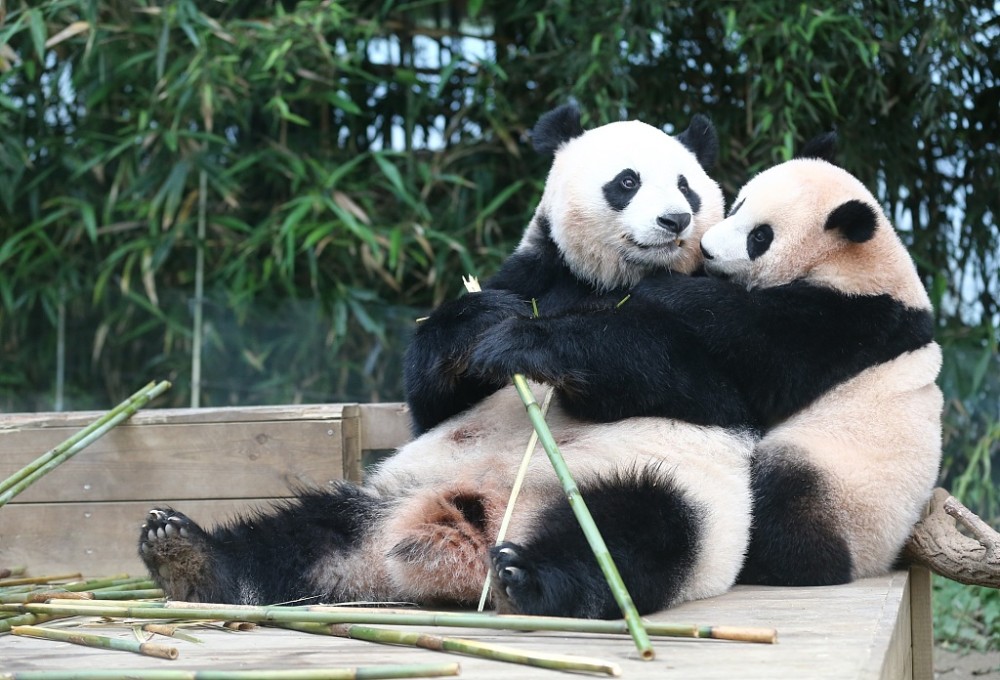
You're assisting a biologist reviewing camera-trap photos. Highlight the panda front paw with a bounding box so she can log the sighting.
[470,318,583,388]
[489,542,543,613]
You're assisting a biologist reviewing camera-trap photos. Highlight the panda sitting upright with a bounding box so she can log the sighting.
[472,135,941,590]
[138,104,758,619]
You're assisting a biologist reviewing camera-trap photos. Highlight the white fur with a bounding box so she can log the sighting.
[519,120,724,289]
[370,383,754,605]
[702,158,930,309]
[706,157,942,579]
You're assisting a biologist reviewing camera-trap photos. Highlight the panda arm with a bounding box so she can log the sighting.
[631,274,936,426]
[468,294,755,428]
[403,248,562,434]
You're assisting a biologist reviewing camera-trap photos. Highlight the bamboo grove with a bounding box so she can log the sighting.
[0,1,997,511]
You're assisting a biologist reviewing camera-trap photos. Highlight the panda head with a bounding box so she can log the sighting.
[699,142,931,309]
[521,104,724,290]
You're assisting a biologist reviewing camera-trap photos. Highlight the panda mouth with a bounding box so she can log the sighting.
[626,235,683,252]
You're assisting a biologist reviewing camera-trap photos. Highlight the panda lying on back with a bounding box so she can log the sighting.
[473,135,941,590]
[138,104,759,618]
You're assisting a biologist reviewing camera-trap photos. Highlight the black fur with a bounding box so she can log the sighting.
[824,199,878,243]
[602,168,640,212]
[738,449,853,585]
[139,485,384,605]
[469,272,933,432]
[674,114,719,170]
[490,466,701,618]
[796,130,838,162]
[747,223,774,260]
[530,103,585,155]
[403,213,631,434]
[677,175,702,213]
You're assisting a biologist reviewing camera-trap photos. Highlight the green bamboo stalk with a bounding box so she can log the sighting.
[0,664,461,680]
[0,602,777,643]
[0,612,66,634]
[0,381,172,508]
[511,374,654,660]
[0,567,26,579]
[11,589,164,604]
[0,574,82,588]
[12,625,179,659]
[0,382,155,496]
[476,386,555,612]
[280,622,622,677]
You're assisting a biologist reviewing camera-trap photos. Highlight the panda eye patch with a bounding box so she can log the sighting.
[747,223,773,260]
[677,174,702,214]
[602,169,641,212]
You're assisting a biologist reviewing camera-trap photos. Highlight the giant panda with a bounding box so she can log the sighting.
[471,136,941,588]
[138,104,758,619]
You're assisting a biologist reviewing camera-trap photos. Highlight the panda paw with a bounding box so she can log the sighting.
[138,507,219,601]
[471,318,584,388]
[489,543,541,612]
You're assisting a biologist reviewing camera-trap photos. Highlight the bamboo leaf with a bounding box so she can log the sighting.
[27,9,46,62]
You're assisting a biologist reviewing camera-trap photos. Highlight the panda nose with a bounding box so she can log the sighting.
[656,212,691,235]
[700,242,714,260]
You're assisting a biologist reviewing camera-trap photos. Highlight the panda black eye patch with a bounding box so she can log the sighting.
[747,223,773,260]
[677,174,702,213]
[602,169,641,212]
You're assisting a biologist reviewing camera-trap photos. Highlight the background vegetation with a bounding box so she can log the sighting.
[1,0,997,648]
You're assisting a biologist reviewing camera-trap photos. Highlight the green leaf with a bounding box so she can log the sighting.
[27,8,47,63]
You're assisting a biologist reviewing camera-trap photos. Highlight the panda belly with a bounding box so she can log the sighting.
[740,343,943,585]
[370,382,756,615]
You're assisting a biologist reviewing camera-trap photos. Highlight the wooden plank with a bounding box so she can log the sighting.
[0,420,345,503]
[908,566,934,680]
[358,402,411,451]
[340,404,363,482]
[0,403,353,429]
[0,499,293,577]
[0,572,918,679]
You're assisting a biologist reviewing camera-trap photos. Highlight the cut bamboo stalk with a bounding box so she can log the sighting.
[0,380,172,508]
[0,567,26,579]
[12,625,179,659]
[511,373,654,660]
[0,574,82,588]
[0,663,461,680]
[0,382,155,496]
[477,386,555,612]
[459,276,652,659]
[0,602,777,643]
[281,621,621,677]
[0,612,66,634]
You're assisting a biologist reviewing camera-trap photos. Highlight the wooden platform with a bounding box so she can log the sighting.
[0,404,934,678]
[0,572,931,679]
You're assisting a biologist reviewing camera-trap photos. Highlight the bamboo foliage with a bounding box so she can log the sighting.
[0,0,995,421]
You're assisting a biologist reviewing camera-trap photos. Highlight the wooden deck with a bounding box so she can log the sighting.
[0,404,934,678]
[0,571,931,679]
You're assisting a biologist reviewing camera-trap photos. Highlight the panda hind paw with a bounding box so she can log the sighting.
[138,507,218,600]
[490,542,544,613]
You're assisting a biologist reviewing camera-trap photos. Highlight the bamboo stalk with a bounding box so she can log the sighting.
[511,374,654,660]
[0,567,26,579]
[0,612,67,634]
[0,574,82,588]
[0,381,172,508]
[12,625,179,659]
[0,602,777,643]
[476,386,555,612]
[0,664,461,680]
[281,621,621,677]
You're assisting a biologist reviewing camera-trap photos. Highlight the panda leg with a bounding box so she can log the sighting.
[489,466,701,619]
[384,484,506,605]
[737,451,854,586]
[138,484,387,605]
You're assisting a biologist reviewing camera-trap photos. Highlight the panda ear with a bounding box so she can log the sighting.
[531,104,585,155]
[824,199,878,243]
[674,114,719,171]
[796,131,838,163]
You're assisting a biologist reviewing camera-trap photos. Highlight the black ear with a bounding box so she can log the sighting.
[796,131,838,162]
[531,104,585,155]
[674,114,719,171]
[824,199,878,243]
